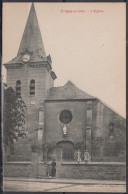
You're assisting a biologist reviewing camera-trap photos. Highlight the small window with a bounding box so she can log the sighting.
[39,111,44,125]
[87,101,92,110]
[59,110,72,124]
[109,123,114,139]
[38,128,43,141]
[30,80,35,96]
[16,80,21,97]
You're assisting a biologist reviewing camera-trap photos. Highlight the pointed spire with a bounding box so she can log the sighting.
[17,3,46,58]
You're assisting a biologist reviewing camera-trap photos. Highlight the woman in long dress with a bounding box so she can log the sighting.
[77,150,81,163]
[84,150,89,163]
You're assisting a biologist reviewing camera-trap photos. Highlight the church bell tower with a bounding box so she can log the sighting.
[3,3,57,161]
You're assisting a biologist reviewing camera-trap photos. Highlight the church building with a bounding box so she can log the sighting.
[3,4,126,179]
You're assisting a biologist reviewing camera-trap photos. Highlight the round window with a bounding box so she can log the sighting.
[59,110,72,124]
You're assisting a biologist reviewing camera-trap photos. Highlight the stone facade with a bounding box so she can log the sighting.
[92,101,126,162]
[44,98,125,162]
[6,61,54,161]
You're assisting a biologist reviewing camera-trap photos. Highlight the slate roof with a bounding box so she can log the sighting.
[4,3,47,65]
[18,3,46,58]
[46,81,95,100]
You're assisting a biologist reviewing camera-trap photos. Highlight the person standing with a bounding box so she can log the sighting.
[84,150,89,163]
[46,162,52,177]
[77,150,81,163]
[51,159,56,177]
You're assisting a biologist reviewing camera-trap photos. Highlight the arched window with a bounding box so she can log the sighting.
[30,80,35,96]
[39,111,44,125]
[16,80,21,97]
[109,123,114,140]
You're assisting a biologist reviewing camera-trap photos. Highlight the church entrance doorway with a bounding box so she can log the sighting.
[56,141,74,161]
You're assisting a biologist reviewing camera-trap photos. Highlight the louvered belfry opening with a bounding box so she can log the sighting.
[16,80,21,97]
[30,80,35,96]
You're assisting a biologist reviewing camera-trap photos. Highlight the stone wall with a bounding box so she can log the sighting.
[4,162,126,181]
[91,100,126,162]
[4,162,31,177]
[3,162,46,178]
[56,162,126,180]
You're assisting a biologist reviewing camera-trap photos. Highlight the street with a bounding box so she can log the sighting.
[3,179,126,192]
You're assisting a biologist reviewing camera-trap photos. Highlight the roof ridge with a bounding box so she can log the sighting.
[64,80,95,98]
[64,80,76,87]
[51,86,64,89]
[46,81,95,100]
[99,99,126,119]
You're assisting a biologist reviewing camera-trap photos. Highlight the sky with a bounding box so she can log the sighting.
[2,2,126,117]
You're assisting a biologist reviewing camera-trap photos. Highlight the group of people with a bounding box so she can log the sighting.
[46,150,89,178]
[77,149,89,163]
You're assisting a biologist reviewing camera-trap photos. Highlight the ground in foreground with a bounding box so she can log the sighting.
[3,178,126,192]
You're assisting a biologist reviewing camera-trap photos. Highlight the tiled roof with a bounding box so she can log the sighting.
[46,81,95,100]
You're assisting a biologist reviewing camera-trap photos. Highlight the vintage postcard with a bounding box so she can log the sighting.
[2,2,126,192]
